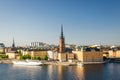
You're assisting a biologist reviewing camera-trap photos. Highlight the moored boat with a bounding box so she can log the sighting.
[12,60,43,66]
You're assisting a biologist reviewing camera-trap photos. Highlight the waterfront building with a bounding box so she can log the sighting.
[47,50,58,60]
[22,50,47,60]
[108,50,120,58]
[73,47,103,63]
[31,51,47,59]
[6,52,19,59]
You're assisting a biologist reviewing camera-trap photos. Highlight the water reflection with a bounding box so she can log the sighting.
[11,65,43,80]
[83,64,104,80]
[76,66,85,80]
[104,63,120,80]
[47,65,70,80]
[47,64,104,80]
[0,63,120,80]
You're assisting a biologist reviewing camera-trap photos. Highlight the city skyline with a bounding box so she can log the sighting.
[0,0,120,46]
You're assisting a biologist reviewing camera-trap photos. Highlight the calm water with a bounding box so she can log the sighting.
[0,63,120,80]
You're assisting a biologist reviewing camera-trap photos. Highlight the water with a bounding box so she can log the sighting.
[0,63,120,80]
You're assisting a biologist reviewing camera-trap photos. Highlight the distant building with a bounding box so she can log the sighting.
[12,38,15,48]
[5,38,17,53]
[30,42,51,50]
[0,43,5,54]
[30,42,44,48]
[0,43,5,48]
[5,38,19,59]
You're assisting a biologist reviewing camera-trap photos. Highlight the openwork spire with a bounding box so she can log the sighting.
[61,24,64,38]
[12,37,15,47]
[59,24,65,53]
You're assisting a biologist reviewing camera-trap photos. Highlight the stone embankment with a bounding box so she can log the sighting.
[110,58,120,62]
[0,59,13,64]
[44,61,77,66]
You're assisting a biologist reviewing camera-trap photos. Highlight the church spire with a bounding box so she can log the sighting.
[12,38,15,48]
[61,24,64,38]
[59,24,65,53]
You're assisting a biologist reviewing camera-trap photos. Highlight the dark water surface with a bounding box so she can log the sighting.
[0,63,120,80]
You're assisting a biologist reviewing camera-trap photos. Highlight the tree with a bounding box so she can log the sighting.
[44,55,48,60]
[20,54,31,60]
[33,56,41,60]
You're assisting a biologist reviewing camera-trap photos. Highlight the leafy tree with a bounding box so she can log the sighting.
[44,55,48,60]
[33,56,41,60]
[0,54,8,59]
[20,54,31,60]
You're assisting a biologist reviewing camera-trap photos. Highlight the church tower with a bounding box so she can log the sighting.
[59,25,65,53]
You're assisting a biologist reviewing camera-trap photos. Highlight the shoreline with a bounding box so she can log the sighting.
[0,59,110,65]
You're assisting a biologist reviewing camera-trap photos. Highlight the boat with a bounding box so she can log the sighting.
[12,59,43,66]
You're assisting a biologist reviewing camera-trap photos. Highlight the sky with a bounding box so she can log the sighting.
[0,0,120,47]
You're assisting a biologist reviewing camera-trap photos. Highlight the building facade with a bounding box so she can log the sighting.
[73,49,103,63]
[108,50,120,58]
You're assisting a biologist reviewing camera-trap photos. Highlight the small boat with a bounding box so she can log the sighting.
[12,59,43,66]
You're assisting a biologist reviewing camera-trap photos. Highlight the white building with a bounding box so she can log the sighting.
[47,51,58,60]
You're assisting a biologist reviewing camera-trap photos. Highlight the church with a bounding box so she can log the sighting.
[57,25,74,62]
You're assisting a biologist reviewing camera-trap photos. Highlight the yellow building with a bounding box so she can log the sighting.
[58,53,66,62]
[57,53,75,62]
[116,50,120,57]
[73,50,103,63]
[22,50,47,59]
[6,52,19,59]
[108,50,120,58]
[31,51,47,59]
[0,48,5,54]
